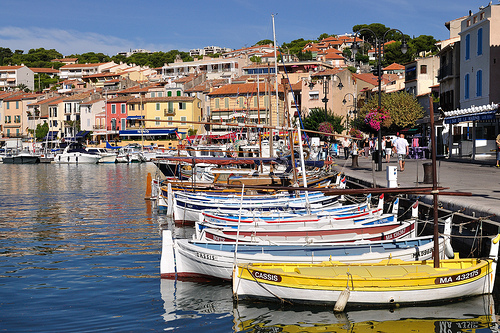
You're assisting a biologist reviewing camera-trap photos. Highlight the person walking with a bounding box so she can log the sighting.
[393,133,409,172]
[363,138,370,158]
[385,136,393,163]
[342,137,350,160]
[496,133,500,167]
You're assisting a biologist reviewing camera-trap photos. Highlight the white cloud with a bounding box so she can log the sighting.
[0,26,134,56]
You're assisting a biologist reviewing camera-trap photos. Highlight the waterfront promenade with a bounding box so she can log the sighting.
[332,154,500,224]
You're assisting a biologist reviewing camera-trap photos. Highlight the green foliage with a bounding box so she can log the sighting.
[280,38,315,59]
[2,47,63,68]
[35,122,49,140]
[255,39,273,46]
[358,91,425,132]
[302,108,345,137]
[347,66,357,73]
[34,73,59,92]
[317,33,334,41]
[298,50,313,61]
[249,55,262,63]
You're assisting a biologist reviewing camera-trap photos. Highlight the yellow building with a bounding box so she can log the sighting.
[126,96,202,139]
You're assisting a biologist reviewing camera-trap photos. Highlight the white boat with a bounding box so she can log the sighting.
[86,147,117,163]
[161,219,452,280]
[53,142,102,164]
[232,234,499,307]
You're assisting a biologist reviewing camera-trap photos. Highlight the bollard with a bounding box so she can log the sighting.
[351,154,359,167]
[423,162,433,184]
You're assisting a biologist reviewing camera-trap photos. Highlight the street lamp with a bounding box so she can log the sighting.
[351,28,407,171]
[342,92,362,130]
[321,74,343,122]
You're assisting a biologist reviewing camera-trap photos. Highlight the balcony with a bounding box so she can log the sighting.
[164,108,175,116]
[437,64,455,81]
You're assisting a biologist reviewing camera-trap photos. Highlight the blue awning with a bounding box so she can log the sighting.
[119,128,178,136]
[43,131,58,141]
[444,110,496,124]
[126,115,145,120]
[76,131,89,138]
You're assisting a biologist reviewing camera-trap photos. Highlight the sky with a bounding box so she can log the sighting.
[0,0,493,57]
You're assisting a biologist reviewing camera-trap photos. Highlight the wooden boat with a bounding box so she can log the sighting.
[173,190,339,223]
[161,224,452,280]
[232,234,500,306]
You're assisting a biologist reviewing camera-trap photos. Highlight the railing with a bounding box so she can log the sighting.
[437,64,454,81]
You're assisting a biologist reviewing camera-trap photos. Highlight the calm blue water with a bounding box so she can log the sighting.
[0,163,499,332]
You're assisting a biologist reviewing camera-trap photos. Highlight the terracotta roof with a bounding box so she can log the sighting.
[128,96,195,104]
[352,73,379,86]
[208,82,284,96]
[107,96,136,103]
[30,95,64,106]
[28,67,59,74]
[0,66,24,70]
[62,92,92,101]
[82,72,121,79]
[3,93,41,101]
[383,63,405,71]
[60,62,108,69]
[311,68,344,78]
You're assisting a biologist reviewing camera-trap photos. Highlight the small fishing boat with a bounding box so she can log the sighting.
[161,219,452,280]
[232,234,500,307]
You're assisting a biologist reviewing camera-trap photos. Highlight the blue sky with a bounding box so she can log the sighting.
[0,0,492,56]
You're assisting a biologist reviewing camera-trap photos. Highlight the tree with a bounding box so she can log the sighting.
[0,47,13,65]
[35,122,49,141]
[301,108,345,137]
[358,91,425,132]
[255,39,273,46]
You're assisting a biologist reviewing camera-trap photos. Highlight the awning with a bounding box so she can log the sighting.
[444,103,499,124]
[43,131,58,141]
[217,132,238,140]
[119,128,178,136]
[126,115,145,120]
[76,131,89,139]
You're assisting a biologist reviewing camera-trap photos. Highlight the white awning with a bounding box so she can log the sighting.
[444,103,499,124]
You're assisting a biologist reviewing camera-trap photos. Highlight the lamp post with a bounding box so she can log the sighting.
[320,74,343,122]
[351,28,407,171]
[342,92,362,131]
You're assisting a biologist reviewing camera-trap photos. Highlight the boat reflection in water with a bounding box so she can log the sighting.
[233,294,498,332]
[160,279,498,332]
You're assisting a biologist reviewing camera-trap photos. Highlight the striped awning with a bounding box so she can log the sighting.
[444,103,499,124]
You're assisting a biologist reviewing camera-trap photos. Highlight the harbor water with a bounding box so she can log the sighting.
[1,163,499,332]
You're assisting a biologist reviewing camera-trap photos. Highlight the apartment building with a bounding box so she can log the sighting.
[0,66,34,91]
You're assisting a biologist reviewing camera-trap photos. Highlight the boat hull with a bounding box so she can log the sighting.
[54,153,101,164]
[232,235,500,306]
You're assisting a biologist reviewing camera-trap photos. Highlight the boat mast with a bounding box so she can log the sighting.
[272,13,279,129]
[430,95,440,268]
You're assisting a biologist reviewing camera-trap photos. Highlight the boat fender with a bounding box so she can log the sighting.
[334,272,352,312]
[445,239,454,259]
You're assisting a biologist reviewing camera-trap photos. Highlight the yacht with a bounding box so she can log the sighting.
[54,142,102,164]
[86,147,117,163]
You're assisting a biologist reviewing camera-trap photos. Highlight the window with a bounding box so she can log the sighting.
[176,91,181,96]
[473,16,477,24]
[254,96,258,107]
[155,116,160,126]
[157,92,163,97]
[467,19,471,27]
[465,34,470,60]
[168,102,174,113]
[480,12,485,20]
[6,102,9,109]
[465,73,470,99]
[420,65,427,74]
[15,101,19,109]
[215,98,220,109]
[168,116,173,125]
[121,104,126,114]
[178,102,186,110]
[167,91,172,97]
[5,116,11,123]
[121,118,126,130]
[181,116,186,125]
[15,115,20,123]
[151,92,156,98]
[476,70,482,97]
[129,104,135,111]
[156,103,161,111]
[111,104,116,114]
[309,91,320,100]
[477,28,483,56]
[238,97,244,107]
[224,98,229,109]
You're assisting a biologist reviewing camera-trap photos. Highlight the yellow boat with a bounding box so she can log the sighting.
[232,234,500,307]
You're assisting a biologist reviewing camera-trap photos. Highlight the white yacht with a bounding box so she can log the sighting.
[54,143,102,164]
[86,147,117,163]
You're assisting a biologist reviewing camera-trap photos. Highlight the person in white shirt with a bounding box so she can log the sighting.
[392,133,409,172]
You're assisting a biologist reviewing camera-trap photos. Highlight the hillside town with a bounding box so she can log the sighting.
[0,3,499,163]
